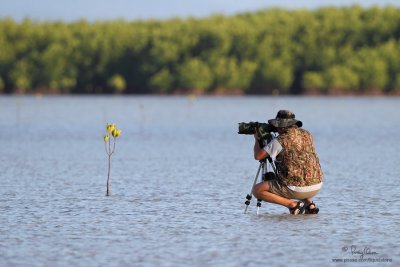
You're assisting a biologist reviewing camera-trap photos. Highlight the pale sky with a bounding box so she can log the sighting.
[1,0,399,22]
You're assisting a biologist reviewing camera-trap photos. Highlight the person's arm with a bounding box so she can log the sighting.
[253,133,269,160]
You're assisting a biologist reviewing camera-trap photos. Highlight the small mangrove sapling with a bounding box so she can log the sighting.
[103,123,122,196]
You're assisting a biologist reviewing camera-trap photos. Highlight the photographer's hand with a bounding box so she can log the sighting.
[254,130,268,160]
[254,128,264,148]
[253,129,259,140]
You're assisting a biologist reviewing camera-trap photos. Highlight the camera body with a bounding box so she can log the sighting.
[238,122,276,143]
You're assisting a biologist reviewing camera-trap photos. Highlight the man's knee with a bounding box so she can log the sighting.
[252,182,269,198]
[251,185,260,198]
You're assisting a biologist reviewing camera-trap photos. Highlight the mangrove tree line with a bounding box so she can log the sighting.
[1,6,400,95]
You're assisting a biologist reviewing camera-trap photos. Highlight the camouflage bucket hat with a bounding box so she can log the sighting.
[268,110,303,128]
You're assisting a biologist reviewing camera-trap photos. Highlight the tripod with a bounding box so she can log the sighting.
[243,158,267,215]
[243,155,279,214]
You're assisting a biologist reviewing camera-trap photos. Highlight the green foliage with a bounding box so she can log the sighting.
[149,68,174,93]
[303,72,325,93]
[107,74,126,93]
[237,60,258,90]
[1,6,400,94]
[253,59,293,94]
[9,59,33,92]
[395,75,400,91]
[212,57,240,89]
[375,39,400,92]
[323,66,359,93]
[177,58,213,92]
[0,77,4,93]
[347,49,388,92]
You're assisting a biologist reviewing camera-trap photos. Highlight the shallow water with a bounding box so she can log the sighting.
[0,96,399,266]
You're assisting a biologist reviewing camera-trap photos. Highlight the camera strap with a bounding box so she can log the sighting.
[266,156,281,180]
[257,138,264,148]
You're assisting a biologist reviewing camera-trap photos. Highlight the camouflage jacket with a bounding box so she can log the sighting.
[275,127,323,186]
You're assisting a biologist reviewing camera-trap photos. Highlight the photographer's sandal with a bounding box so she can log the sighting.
[289,201,305,215]
[304,202,319,214]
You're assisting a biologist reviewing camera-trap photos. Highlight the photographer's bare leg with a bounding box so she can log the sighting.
[252,182,298,209]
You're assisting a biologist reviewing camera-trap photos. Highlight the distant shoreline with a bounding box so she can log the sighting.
[2,90,400,97]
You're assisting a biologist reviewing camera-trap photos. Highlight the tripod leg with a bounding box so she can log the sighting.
[256,199,262,215]
[256,161,266,215]
[244,163,262,214]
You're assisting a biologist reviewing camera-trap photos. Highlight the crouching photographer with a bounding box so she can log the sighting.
[250,110,323,215]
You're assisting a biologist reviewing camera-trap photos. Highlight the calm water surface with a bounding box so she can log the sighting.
[0,96,399,267]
